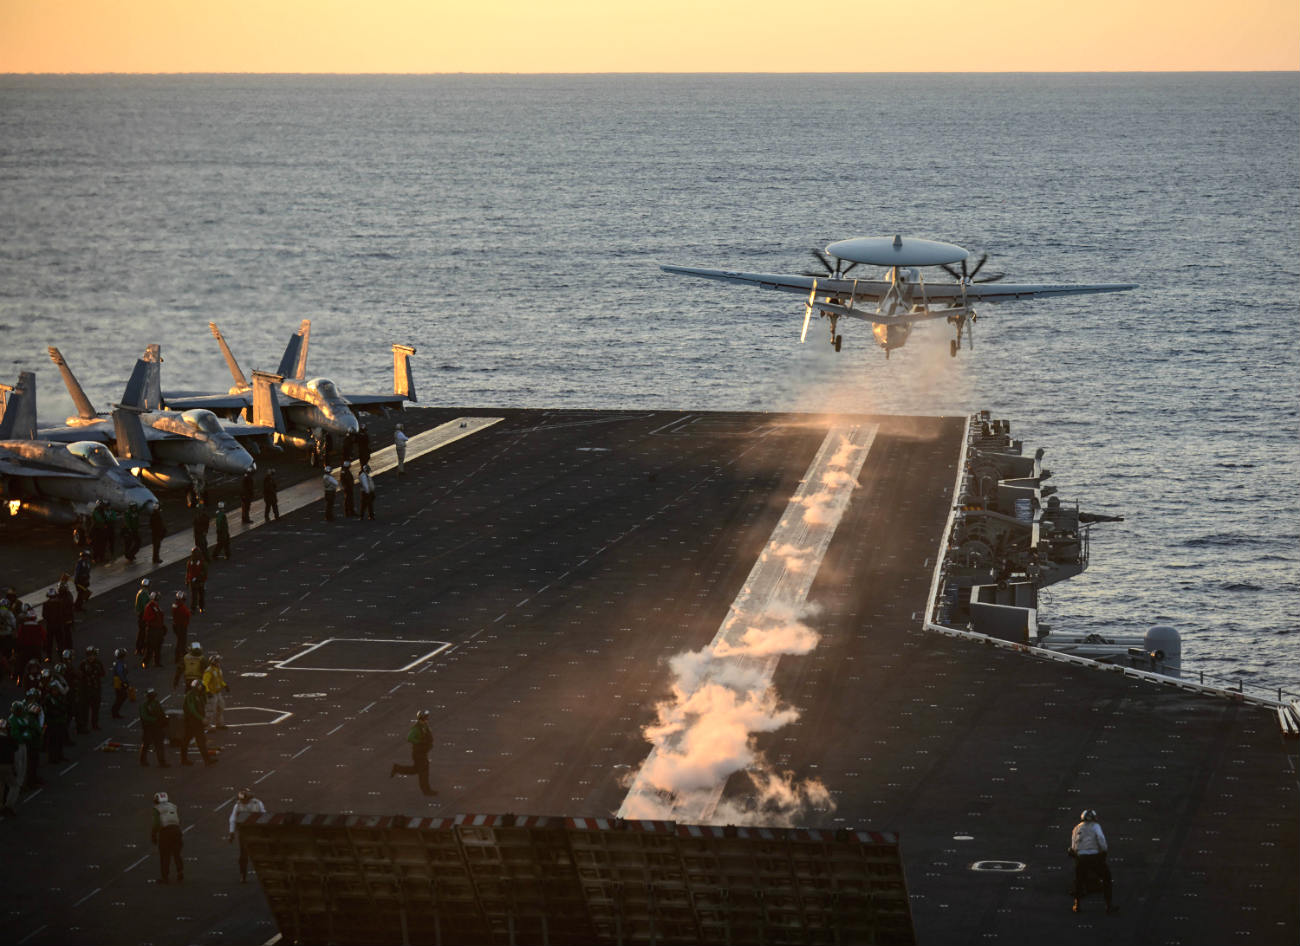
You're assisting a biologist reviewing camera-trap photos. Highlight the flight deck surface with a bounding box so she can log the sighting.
[0,408,1295,945]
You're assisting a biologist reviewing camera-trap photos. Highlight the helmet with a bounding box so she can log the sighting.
[39,668,51,679]
[238,788,252,801]
[146,687,157,697]
[25,688,39,700]
[114,648,127,658]
[190,642,202,653]
[416,709,430,720]
[27,703,40,715]
[1080,809,1098,822]
[85,645,98,656]
[45,588,57,598]
[62,649,73,661]
[10,701,23,714]
[395,423,403,431]
[154,792,169,804]
[217,501,225,510]
[53,664,64,675]
[141,578,150,587]
[210,654,221,664]
[150,591,159,600]
[175,591,186,599]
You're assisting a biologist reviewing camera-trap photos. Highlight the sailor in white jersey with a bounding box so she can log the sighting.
[228,787,267,883]
[1070,808,1116,914]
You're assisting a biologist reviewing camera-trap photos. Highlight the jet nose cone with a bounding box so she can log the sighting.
[336,412,360,434]
[216,440,256,474]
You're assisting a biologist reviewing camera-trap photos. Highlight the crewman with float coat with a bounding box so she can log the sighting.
[151,792,184,883]
[202,655,229,729]
[227,788,267,882]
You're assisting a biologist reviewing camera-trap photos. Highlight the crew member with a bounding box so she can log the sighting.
[240,469,255,524]
[80,646,105,731]
[390,709,437,796]
[186,548,208,614]
[1070,808,1116,914]
[213,502,232,560]
[73,550,92,610]
[227,788,267,882]
[149,501,166,563]
[170,592,191,669]
[151,792,184,883]
[142,592,167,668]
[0,717,24,816]
[262,468,279,522]
[138,688,169,767]
[180,679,215,766]
[358,464,375,520]
[340,462,356,517]
[393,423,407,474]
[192,504,210,561]
[176,642,205,692]
[133,578,152,655]
[322,468,339,520]
[202,654,229,729]
[110,648,131,719]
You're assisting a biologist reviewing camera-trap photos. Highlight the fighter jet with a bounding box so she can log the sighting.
[0,371,158,524]
[37,346,274,490]
[161,320,417,451]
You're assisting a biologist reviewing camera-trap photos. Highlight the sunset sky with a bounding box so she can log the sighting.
[2,0,1297,73]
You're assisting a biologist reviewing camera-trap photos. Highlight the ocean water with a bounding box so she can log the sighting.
[1,73,1297,690]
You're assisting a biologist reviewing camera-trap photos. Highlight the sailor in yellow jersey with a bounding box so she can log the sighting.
[202,654,229,729]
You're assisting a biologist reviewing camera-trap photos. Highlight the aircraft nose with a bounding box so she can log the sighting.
[217,439,256,474]
[334,411,360,435]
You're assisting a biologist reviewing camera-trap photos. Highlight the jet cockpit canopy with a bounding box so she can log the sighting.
[67,441,120,469]
[181,409,223,434]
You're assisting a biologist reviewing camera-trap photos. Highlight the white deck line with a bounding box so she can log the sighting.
[19,416,503,607]
[618,423,877,822]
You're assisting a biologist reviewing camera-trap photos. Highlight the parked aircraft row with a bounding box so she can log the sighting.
[0,321,417,523]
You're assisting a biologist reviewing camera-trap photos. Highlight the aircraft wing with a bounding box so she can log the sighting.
[0,452,97,480]
[919,282,1139,304]
[38,423,188,445]
[162,392,254,412]
[220,421,277,440]
[661,265,892,300]
[342,393,406,414]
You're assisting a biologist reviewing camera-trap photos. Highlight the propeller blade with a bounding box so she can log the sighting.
[809,249,835,276]
[974,272,1005,283]
[801,281,817,343]
[840,261,861,277]
[940,263,961,280]
[968,253,989,280]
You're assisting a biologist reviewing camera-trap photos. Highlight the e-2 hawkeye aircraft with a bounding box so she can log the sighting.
[38,346,272,489]
[662,235,1137,358]
[161,320,417,451]
[1,371,158,523]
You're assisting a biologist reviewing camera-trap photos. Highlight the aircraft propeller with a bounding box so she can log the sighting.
[940,253,1005,285]
[802,249,862,279]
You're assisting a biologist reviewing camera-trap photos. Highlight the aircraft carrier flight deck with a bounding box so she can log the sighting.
[0,408,1295,945]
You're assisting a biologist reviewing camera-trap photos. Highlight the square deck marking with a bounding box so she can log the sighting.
[275,638,451,672]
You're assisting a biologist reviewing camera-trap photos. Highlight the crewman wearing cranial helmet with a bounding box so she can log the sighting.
[227,788,267,882]
[202,654,230,729]
[134,578,152,655]
[142,591,168,668]
[390,710,437,797]
[151,791,184,883]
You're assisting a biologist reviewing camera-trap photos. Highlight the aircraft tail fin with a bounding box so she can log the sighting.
[119,357,152,410]
[276,319,310,380]
[251,371,286,433]
[111,404,152,463]
[392,344,417,402]
[295,319,310,380]
[210,322,249,389]
[140,344,164,411]
[0,371,37,440]
[47,347,99,419]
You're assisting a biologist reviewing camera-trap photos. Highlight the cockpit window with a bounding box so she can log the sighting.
[307,378,341,400]
[67,441,120,469]
[181,410,223,434]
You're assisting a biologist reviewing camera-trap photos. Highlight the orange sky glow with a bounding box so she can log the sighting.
[2,0,1297,73]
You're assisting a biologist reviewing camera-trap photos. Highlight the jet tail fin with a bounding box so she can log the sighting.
[111,404,152,463]
[209,322,249,389]
[251,371,286,433]
[119,357,152,410]
[0,371,37,440]
[392,344,417,402]
[276,319,310,380]
[47,347,99,419]
[140,344,164,411]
